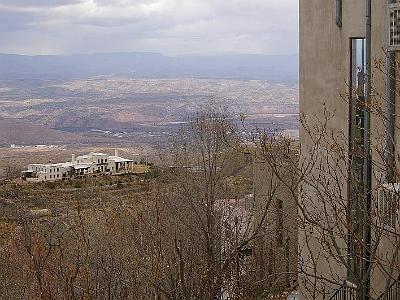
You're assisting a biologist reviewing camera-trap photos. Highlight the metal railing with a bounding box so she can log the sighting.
[377,280,400,300]
[329,281,357,300]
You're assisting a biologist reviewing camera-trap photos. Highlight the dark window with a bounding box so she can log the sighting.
[349,38,366,199]
[389,4,400,50]
[336,0,342,28]
[276,199,284,246]
[379,188,400,228]
[267,245,275,283]
[348,38,366,281]
[352,39,366,99]
[285,236,291,287]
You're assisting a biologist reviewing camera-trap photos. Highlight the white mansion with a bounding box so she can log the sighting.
[22,150,135,182]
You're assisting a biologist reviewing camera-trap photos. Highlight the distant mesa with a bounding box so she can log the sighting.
[0,52,298,82]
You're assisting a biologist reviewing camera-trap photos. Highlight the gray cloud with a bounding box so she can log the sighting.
[0,0,84,7]
[0,0,298,55]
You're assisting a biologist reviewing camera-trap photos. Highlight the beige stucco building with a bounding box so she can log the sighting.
[253,157,298,296]
[22,150,135,182]
[300,1,400,299]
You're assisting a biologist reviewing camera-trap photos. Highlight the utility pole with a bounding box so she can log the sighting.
[362,0,372,299]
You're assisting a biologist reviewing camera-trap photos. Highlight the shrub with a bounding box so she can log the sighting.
[45,182,56,189]
[116,181,124,189]
[73,181,82,188]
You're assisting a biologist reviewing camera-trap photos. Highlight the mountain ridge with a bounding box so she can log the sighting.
[0,52,298,82]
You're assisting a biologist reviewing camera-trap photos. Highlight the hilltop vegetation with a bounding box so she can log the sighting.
[0,110,264,299]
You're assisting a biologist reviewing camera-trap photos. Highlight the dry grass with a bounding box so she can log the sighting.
[0,219,16,249]
[131,164,151,174]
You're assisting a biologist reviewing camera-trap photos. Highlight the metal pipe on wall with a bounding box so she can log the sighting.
[385,2,397,183]
[384,1,397,290]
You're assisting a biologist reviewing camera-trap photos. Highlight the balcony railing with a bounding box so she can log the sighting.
[329,281,357,300]
[377,280,400,300]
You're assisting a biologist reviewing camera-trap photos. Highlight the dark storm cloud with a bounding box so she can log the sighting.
[0,0,298,55]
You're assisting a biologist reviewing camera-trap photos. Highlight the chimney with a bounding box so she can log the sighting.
[72,154,76,163]
[115,149,119,157]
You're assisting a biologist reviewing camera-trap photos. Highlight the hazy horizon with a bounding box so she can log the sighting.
[0,51,299,57]
[0,51,298,82]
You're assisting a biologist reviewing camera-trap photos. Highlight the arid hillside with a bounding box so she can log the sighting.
[0,118,84,147]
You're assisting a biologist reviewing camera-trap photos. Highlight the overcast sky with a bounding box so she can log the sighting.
[0,0,298,56]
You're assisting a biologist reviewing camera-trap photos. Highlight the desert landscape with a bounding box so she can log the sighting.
[0,77,298,148]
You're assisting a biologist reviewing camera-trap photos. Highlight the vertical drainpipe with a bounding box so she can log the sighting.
[386,1,396,183]
[336,0,343,28]
[362,0,372,299]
